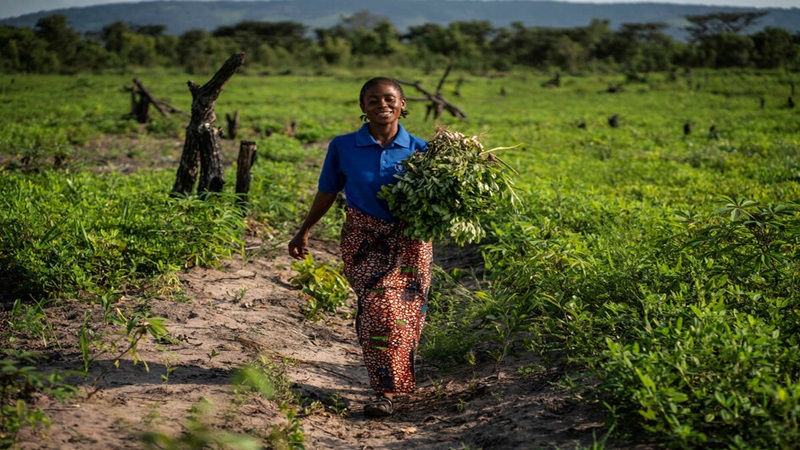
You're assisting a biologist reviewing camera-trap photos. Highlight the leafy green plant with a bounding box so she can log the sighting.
[6,299,57,348]
[419,266,482,366]
[3,71,800,449]
[140,399,262,450]
[0,351,76,446]
[599,302,800,449]
[379,127,519,245]
[289,255,351,321]
[232,355,306,449]
[79,308,170,392]
[674,197,799,292]
[0,170,246,301]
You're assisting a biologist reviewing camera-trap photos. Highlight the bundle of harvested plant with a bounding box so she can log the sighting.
[379,127,518,245]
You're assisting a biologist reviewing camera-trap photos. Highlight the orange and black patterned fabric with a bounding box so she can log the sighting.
[340,207,433,394]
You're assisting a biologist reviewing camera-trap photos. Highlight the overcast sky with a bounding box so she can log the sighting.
[1,0,798,20]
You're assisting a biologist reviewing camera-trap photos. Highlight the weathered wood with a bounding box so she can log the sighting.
[197,124,225,198]
[397,79,467,120]
[129,78,183,123]
[434,64,452,94]
[235,140,257,204]
[133,78,168,117]
[225,110,239,140]
[171,53,246,196]
[130,84,150,123]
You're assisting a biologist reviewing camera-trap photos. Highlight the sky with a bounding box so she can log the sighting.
[1,0,798,20]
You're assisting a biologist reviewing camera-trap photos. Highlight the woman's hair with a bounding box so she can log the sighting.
[359,77,409,120]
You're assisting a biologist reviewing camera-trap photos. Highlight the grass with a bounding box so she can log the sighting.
[1,67,799,448]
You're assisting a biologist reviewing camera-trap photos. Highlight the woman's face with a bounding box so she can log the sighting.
[360,82,406,125]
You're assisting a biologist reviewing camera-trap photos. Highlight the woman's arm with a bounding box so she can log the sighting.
[288,191,338,259]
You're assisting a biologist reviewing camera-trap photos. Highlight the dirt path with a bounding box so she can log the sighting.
[13,238,616,450]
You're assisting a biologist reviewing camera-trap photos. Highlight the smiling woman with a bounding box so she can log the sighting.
[288,77,433,418]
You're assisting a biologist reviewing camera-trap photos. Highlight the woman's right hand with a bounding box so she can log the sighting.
[287,191,338,260]
[288,230,310,260]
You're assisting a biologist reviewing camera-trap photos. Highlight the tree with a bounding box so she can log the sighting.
[318,12,401,60]
[751,27,799,69]
[599,22,676,72]
[213,21,310,52]
[176,29,227,74]
[34,15,82,72]
[684,12,767,43]
[0,26,55,72]
[548,35,586,73]
[702,33,755,68]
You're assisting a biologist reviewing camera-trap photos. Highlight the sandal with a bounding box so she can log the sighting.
[364,395,393,418]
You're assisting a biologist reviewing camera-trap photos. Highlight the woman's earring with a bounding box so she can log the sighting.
[360,114,368,122]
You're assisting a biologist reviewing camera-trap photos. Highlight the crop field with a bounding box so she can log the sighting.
[1,67,799,449]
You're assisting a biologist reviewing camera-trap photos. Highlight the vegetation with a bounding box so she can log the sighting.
[1,11,799,75]
[1,63,799,448]
[379,127,519,245]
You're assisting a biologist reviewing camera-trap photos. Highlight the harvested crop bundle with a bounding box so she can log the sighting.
[379,127,519,245]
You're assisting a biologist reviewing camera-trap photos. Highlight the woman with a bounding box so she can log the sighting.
[288,77,433,418]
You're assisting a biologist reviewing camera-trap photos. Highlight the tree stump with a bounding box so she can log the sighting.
[542,72,561,88]
[171,53,245,196]
[226,110,239,140]
[235,140,257,205]
[130,84,150,124]
[130,78,174,124]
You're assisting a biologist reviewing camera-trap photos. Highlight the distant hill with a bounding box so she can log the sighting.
[2,0,799,39]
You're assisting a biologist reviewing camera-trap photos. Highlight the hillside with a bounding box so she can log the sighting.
[1,0,799,39]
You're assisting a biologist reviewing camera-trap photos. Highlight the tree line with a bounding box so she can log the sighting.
[1,11,798,74]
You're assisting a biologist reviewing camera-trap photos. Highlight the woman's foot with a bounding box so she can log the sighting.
[364,394,393,418]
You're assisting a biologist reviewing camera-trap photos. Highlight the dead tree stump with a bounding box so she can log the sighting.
[171,53,245,197]
[542,72,561,88]
[398,67,467,121]
[129,78,177,124]
[226,110,239,140]
[130,84,150,124]
[235,140,257,204]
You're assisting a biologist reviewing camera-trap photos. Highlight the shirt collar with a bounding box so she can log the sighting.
[355,123,411,149]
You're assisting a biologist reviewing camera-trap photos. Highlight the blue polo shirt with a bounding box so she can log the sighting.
[318,123,427,222]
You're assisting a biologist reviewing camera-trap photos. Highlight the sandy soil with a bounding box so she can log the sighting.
[5,233,636,450]
[3,136,650,449]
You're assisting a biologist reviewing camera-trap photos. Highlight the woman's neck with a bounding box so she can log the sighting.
[368,122,399,147]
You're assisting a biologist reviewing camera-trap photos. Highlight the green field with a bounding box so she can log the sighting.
[1,68,799,448]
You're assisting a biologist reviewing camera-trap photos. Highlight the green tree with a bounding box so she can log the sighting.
[176,29,227,74]
[548,35,587,73]
[751,27,799,69]
[702,33,755,68]
[0,26,55,72]
[34,15,82,72]
[318,11,401,61]
[684,12,767,43]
